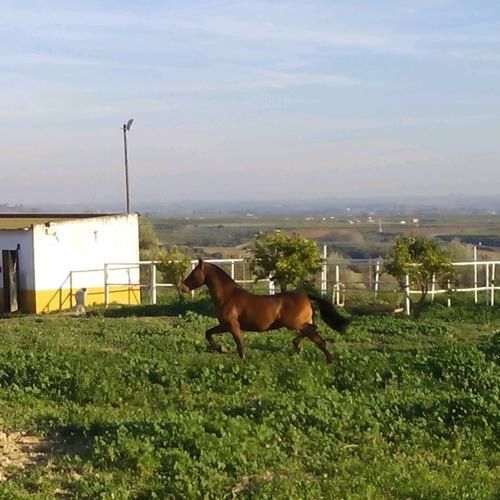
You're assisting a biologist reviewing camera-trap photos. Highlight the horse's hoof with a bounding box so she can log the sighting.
[207,344,225,353]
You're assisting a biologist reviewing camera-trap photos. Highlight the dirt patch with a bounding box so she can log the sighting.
[0,431,52,481]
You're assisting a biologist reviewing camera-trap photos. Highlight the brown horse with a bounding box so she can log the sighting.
[181,259,350,363]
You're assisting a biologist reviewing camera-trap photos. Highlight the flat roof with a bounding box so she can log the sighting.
[0,213,123,230]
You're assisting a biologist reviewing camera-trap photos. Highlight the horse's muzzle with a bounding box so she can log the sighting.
[180,283,191,293]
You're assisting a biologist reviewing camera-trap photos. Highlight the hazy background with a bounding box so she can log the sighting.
[2,0,500,209]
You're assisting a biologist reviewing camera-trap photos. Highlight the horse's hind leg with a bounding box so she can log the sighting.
[292,332,306,353]
[229,320,245,359]
[302,324,334,364]
[205,324,228,353]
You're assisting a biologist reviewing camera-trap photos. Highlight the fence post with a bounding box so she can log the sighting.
[491,263,496,307]
[268,275,275,295]
[486,263,490,306]
[404,274,411,316]
[69,271,73,309]
[104,264,109,307]
[150,262,157,305]
[430,273,436,303]
[335,264,340,305]
[474,246,478,304]
[321,245,327,296]
[191,261,196,298]
[368,258,373,291]
[231,260,235,280]
[447,279,451,308]
[374,261,380,297]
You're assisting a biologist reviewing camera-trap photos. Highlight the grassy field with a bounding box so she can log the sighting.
[0,298,498,498]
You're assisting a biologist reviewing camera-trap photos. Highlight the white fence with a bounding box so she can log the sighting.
[103,259,276,307]
[329,258,500,314]
[101,245,500,315]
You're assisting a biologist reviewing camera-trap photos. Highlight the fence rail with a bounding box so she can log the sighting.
[99,246,500,315]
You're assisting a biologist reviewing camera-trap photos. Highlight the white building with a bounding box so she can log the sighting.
[0,213,140,313]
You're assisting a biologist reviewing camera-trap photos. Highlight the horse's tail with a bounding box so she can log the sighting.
[307,294,350,333]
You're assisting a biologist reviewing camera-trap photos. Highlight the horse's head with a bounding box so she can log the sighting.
[181,258,206,292]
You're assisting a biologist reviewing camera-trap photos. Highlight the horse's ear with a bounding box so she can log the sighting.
[198,258,204,270]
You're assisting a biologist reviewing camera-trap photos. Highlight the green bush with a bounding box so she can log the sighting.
[250,231,322,292]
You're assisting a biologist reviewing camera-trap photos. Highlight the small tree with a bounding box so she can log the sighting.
[250,231,322,292]
[139,219,159,257]
[384,236,455,316]
[156,246,191,299]
[447,238,474,262]
[139,218,160,301]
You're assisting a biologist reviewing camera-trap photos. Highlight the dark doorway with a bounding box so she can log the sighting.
[2,249,20,313]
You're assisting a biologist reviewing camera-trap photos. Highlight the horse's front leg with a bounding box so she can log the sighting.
[205,324,228,353]
[229,320,245,359]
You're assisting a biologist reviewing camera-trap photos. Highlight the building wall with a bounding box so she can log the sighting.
[0,230,35,312]
[32,214,140,312]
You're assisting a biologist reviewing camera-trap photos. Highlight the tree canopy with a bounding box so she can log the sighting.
[250,231,322,292]
[156,246,191,299]
[385,235,455,316]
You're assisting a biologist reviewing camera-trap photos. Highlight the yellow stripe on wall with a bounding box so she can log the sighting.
[33,286,141,313]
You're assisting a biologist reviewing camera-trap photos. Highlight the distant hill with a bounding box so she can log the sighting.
[6,194,499,216]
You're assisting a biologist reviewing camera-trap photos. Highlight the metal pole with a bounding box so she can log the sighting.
[123,125,131,214]
[447,279,451,308]
[374,261,380,297]
[231,260,235,280]
[431,273,436,303]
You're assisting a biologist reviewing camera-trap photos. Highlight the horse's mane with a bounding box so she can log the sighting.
[205,262,239,287]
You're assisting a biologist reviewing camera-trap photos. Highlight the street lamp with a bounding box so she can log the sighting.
[122,118,134,213]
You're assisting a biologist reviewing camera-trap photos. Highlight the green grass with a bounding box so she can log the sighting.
[0,298,498,498]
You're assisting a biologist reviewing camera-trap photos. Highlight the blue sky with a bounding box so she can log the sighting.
[1,0,500,207]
